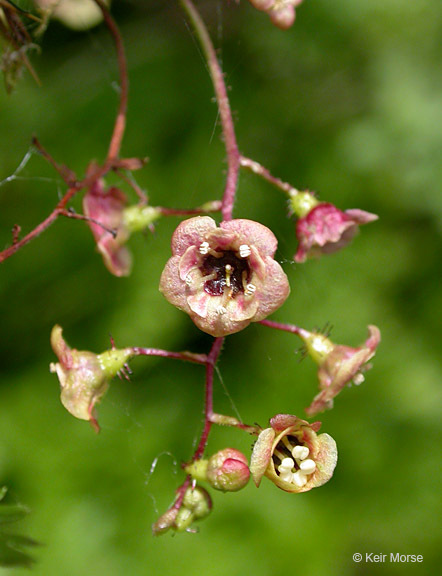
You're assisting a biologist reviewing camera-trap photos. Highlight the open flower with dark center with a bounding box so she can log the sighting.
[159,216,290,337]
[250,414,337,493]
[298,325,381,416]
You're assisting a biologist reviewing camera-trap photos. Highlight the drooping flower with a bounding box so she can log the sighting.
[49,325,133,431]
[159,216,290,337]
[83,179,161,277]
[250,414,337,493]
[298,325,381,416]
[289,191,378,263]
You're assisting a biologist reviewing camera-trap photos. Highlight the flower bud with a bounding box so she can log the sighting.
[206,449,250,492]
[152,486,212,536]
[182,486,212,519]
[298,325,381,415]
[49,325,133,431]
[250,414,337,493]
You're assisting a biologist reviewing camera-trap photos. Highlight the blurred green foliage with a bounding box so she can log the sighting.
[0,0,441,574]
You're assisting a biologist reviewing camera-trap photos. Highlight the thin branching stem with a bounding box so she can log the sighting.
[240,156,299,196]
[94,0,129,163]
[130,347,208,365]
[180,0,240,221]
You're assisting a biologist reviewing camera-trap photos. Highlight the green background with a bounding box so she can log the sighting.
[0,0,440,574]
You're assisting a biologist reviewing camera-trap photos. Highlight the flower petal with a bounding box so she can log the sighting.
[171,216,217,256]
[221,219,278,257]
[253,257,290,320]
[159,256,191,312]
[250,428,275,487]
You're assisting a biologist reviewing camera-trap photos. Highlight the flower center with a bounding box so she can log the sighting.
[200,248,252,298]
[272,435,316,488]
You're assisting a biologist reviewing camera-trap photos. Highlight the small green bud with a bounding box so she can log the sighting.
[182,486,212,519]
[174,507,194,532]
[289,190,320,219]
[122,205,162,234]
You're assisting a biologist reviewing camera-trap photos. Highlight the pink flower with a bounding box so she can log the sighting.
[159,216,290,337]
[83,179,132,277]
[298,325,381,416]
[294,202,378,263]
[250,414,337,493]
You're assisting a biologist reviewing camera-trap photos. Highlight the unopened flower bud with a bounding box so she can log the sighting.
[152,507,179,536]
[206,449,250,492]
[49,325,133,431]
[183,486,212,519]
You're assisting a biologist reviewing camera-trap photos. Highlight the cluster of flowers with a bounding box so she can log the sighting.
[2,0,381,535]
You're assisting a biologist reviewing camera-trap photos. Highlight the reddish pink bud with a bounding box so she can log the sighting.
[206,449,250,492]
[299,326,381,416]
[159,216,290,337]
[294,201,378,263]
[250,415,337,493]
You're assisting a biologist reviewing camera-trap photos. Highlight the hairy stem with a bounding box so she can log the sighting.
[0,186,79,263]
[129,347,208,365]
[240,156,299,196]
[193,337,224,461]
[94,0,128,163]
[260,319,303,336]
[180,0,240,221]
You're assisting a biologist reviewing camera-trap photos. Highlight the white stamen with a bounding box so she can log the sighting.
[353,372,365,386]
[216,306,227,315]
[292,471,308,487]
[185,274,192,286]
[292,445,309,461]
[279,458,295,471]
[244,283,256,297]
[225,264,233,287]
[239,244,251,258]
[299,459,316,475]
[279,471,294,483]
[199,241,210,255]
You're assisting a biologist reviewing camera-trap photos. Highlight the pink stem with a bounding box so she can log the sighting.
[0,186,79,263]
[94,0,128,163]
[180,0,240,221]
[130,347,208,366]
[193,337,224,460]
[259,319,303,336]
[240,156,298,195]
